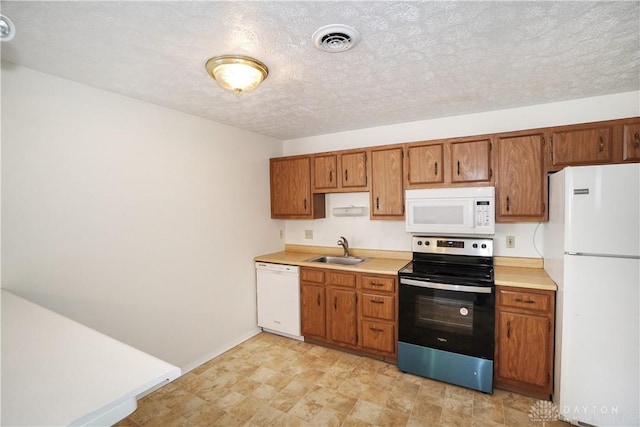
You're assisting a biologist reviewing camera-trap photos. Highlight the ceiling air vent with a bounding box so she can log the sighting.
[312,24,361,53]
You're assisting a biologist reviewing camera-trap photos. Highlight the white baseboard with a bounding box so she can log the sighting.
[137,327,261,398]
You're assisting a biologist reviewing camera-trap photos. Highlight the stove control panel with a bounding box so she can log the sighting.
[412,236,493,257]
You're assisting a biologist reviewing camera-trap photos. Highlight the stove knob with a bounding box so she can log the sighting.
[425,241,430,246]
[417,241,423,246]
[481,244,487,249]
[472,243,478,248]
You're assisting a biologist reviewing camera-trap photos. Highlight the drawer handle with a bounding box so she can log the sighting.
[370,282,385,287]
[370,300,384,304]
[434,162,438,176]
[317,294,321,306]
[369,327,384,333]
[515,298,536,304]
[507,320,511,339]
[334,297,337,310]
[457,160,461,176]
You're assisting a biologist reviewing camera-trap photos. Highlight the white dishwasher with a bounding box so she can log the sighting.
[255,262,303,340]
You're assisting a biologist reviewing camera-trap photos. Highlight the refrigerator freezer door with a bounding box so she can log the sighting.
[556,255,639,426]
[564,163,640,257]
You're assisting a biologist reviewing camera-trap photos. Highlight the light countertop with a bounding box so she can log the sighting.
[255,245,557,291]
[1,290,181,426]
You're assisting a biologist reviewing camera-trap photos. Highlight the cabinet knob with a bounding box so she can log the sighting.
[634,132,640,149]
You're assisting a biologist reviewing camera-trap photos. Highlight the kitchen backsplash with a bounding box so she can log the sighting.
[283,192,544,258]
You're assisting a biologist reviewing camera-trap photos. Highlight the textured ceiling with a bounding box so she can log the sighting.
[1,1,639,140]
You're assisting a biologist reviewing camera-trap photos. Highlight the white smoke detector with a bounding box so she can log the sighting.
[312,24,361,53]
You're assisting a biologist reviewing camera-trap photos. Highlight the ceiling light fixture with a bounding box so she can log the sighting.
[0,15,16,42]
[205,55,269,94]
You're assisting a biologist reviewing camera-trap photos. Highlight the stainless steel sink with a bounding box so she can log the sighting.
[305,255,367,266]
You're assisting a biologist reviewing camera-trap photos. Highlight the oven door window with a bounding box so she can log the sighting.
[399,282,494,360]
[416,294,474,335]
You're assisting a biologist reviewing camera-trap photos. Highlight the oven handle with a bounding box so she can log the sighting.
[400,277,493,294]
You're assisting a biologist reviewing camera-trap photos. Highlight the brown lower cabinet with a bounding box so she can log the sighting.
[300,267,397,359]
[494,286,555,399]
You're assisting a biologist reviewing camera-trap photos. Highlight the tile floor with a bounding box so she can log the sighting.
[115,332,568,426]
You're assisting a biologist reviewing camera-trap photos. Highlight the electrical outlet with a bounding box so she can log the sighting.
[506,235,515,248]
[305,230,313,239]
[279,229,284,239]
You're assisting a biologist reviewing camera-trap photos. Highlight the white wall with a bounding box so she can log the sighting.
[283,91,640,257]
[1,63,284,370]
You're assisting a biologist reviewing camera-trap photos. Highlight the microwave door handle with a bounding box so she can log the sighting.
[400,278,493,294]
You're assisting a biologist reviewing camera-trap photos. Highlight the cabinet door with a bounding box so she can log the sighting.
[623,123,640,162]
[550,126,613,168]
[406,143,444,186]
[450,139,492,183]
[496,311,551,390]
[327,288,358,346]
[370,147,404,219]
[271,156,325,219]
[495,132,547,222]
[301,284,326,338]
[341,151,368,189]
[313,154,338,191]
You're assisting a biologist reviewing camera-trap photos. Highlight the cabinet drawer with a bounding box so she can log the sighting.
[361,320,395,354]
[301,268,324,284]
[499,289,550,312]
[327,272,357,288]
[361,294,395,321]
[361,275,395,292]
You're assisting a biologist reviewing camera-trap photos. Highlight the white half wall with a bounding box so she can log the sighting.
[283,91,640,258]
[1,63,284,369]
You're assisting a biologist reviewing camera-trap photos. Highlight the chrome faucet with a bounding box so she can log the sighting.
[337,236,350,257]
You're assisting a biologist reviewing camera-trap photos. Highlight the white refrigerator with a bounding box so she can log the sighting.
[544,163,640,426]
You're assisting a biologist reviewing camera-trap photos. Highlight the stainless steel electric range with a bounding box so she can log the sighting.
[398,236,495,393]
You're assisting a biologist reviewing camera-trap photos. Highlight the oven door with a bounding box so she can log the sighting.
[399,277,495,360]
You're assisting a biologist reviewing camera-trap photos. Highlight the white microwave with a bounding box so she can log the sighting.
[405,187,495,235]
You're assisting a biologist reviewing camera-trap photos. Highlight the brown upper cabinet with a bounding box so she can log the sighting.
[405,137,493,188]
[495,131,548,222]
[623,121,640,162]
[547,118,640,171]
[548,123,613,170]
[369,146,405,219]
[313,150,368,193]
[270,155,325,219]
[405,142,445,186]
[451,138,493,184]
